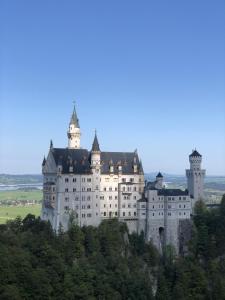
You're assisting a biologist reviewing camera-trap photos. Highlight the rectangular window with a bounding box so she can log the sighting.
[73,178,76,182]
[123,212,125,216]
[65,178,69,183]
[87,213,92,217]
[104,212,106,216]
[73,188,76,192]
[134,212,136,216]
[65,188,69,192]
[87,178,91,182]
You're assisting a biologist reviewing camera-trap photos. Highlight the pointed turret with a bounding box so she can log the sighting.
[92,131,100,152]
[67,104,81,149]
[139,159,144,174]
[156,172,163,178]
[50,139,53,149]
[189,149,201,157]
[42,156,46,166]
[70,104,80,128]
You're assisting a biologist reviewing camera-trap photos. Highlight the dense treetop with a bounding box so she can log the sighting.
[0,195,225,300]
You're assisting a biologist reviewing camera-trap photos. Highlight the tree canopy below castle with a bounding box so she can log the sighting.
[0,195,225,300]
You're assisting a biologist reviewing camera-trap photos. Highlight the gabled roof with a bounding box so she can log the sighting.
[49,148,143,175]
[70,105,80,128]
[190,150,201,157]
[51,148,91,174]
[100,151,142,175]
[92,132,100,152]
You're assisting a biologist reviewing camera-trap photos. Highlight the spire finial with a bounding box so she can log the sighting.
[50,139,53,149]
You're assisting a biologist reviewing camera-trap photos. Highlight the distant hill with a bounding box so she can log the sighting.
[0,174,43,185]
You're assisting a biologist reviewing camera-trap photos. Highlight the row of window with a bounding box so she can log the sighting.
[64,187,98,192]
[102,211,137,217]
[149,204,187,209]
[151,212,188,216]
[65,178,92,183]
[151,196,187,201]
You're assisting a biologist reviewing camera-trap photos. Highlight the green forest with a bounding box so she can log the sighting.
[0,196,225,300]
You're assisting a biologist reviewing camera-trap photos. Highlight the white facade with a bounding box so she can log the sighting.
[142,188,191,253]
[41,108,144,232]
[41,107,205,254]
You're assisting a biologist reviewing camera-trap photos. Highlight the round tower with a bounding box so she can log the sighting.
[186,149,206,205]
[67,105,81,149]
[155,172,163,189]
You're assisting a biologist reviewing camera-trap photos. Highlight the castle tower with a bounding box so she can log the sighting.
[186,150,206,205]
[67,105,81,149]
[91,131,101,170]
[155,172,163,189]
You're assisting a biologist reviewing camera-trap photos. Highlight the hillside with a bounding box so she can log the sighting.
[0,196,225,299]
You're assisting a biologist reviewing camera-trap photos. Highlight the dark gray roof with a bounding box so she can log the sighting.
[92,132,100,152]
[190,150,201,157]
[100,151,142,175]
[50,148,143,175]
[70,105,80,128]
[52,148,91,174]
[156,172,163,178]
[157,189,189,196]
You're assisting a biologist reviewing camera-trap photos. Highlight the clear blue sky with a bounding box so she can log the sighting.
[0,0,225,175]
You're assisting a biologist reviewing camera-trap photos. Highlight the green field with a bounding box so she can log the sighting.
[0,204,41,224]
[0,189,42,202]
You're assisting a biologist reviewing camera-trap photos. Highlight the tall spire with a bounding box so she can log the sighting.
[70,103,80,128]
[92,130,100,152]
[67,102,81,149]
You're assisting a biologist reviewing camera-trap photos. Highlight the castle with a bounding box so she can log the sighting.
[41,106,206,252]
